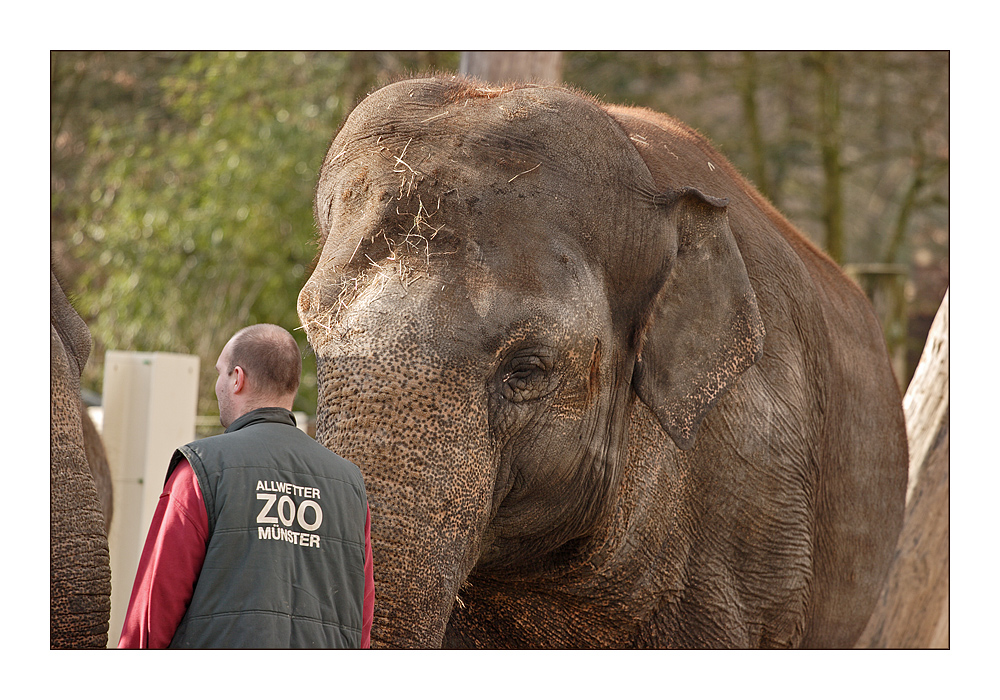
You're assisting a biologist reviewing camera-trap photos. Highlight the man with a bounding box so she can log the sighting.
[119,324,374,648]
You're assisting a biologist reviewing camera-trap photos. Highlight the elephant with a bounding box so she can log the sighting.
[51,269,111,648]
[297,76,908,648]
[81,399,113,533]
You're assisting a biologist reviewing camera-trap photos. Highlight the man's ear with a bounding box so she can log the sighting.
[632,187,765,450]
[232,366,247,394]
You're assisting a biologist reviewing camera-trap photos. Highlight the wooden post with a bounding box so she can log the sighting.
[857,288,949,648]
[459,51,563,84]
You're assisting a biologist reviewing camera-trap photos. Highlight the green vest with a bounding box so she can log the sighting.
[166,407,369,648]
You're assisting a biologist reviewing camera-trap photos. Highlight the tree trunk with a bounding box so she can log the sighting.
[459,51,563,84]
[856,288,949,648]
[739,51,772,201]
[814,51,846,264]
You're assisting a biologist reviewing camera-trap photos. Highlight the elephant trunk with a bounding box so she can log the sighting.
[363,502,469,648]
[50,443,113,648]
[50,326,111,648]
[312,347,496,649]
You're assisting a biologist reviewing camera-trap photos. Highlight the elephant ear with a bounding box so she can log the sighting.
[633,187,765,450]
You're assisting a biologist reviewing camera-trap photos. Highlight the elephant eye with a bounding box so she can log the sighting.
[497,349,555,403]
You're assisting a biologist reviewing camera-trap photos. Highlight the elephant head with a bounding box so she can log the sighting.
[50,269,111,648]
[298,77,767,648]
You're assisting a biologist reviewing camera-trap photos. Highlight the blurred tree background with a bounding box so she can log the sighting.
[51,51,948,425]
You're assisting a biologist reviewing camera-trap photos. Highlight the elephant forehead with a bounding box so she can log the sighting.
[318,135,650,291]
[322,79,655,211]
[315,81,663,278]
[314,138,613,287]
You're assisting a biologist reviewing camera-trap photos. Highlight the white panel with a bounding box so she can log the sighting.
[101,351,199,647]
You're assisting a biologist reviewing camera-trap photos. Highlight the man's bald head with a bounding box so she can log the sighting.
[225,324,302,399]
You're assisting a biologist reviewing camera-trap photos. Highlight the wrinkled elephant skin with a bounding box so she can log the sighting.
[298,77,908,649]
[51,271,111,648]
[81,400,113,533]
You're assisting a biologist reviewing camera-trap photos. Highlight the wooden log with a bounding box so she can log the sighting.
[857,288,949,648]
[903,287,950,504]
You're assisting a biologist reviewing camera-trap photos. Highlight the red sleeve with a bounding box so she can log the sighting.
[361,504,374,648]
[117,459,209,649]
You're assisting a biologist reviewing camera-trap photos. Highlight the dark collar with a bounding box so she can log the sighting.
[224,407,296,434]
